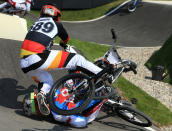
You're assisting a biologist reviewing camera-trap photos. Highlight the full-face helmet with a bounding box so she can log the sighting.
[40,4,61,22]
[22,92,40,116]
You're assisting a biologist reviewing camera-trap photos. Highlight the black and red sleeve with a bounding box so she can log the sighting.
[56,22,69,43]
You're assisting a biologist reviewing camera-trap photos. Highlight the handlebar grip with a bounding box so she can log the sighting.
[130,65,137,74]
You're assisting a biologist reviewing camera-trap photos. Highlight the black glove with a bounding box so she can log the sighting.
[60,42,68,50]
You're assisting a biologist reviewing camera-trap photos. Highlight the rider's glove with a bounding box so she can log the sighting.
[59,41,68,50]
[65,45,77,53]
[59,40,77,53]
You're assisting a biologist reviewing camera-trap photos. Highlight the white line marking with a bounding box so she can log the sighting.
[144,127,157,131]
[117,45,161,48]
[143,0,172,5]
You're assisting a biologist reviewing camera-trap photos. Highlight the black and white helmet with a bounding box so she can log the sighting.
[22,92,39,116]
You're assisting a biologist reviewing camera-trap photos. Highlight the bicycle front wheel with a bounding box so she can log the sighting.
[48,73,95,116]
[116,106,152,127]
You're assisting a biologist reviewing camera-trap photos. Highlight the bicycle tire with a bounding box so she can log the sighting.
[116,105,152,127]
[48,73,95,116]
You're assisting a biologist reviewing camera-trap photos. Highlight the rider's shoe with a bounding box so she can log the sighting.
[37,92,50,116]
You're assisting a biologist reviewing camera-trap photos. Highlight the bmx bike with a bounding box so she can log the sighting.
[47,28,152,127]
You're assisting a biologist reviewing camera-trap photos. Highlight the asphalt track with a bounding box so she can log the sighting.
[63,2,172,47]
[0,1,171,131]
[0,38,160,131]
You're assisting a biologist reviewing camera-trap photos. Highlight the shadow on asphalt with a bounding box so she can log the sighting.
[16,110,87,131]
[22,125,72,131]
[108,3,144,17]
[0,78,36,109]
[95,114,146,131]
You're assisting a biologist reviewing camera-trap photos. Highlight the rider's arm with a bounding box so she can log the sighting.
[56,22,69,49]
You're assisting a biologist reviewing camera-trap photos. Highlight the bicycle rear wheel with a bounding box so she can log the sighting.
[48,73,95,115]
[116,106,152,127]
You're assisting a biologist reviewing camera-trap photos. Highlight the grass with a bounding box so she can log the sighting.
[24,9,172,127]
[67,39,172,126]
[30,0,126,21]
[24,16,33,30]
[145,34,172,85]
[115,76,172,126]
[58,39,172,126]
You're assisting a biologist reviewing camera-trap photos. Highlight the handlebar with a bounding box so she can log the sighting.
[110,29,137,74]
[130,64,137,74]
[118,60,137,74]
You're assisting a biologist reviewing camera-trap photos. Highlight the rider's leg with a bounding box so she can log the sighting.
[51,111,87,128]
[0,2,9,9]
[7,0,26,11]
[50,100,104,127]
[31,51,102,92]
[42,50,102,75]
[15,3,26,11]
[65,54,102,75]
[51,100,104,127]
[20,53,54,115]
[83,100,105,123]
[7,7,19,14]
[27,70,53,116]
[0,2,10,12]
[27,70,53,95]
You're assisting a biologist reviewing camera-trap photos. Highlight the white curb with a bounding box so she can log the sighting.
[62,0,130,23]
[143,0,172,5]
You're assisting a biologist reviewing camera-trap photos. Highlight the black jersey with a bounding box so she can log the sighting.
[20,17,69,58]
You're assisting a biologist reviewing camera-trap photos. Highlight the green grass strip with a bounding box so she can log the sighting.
[54,37,110,62]
[30,0,126,21]
[24,16,33,30]
[114,76,172,126]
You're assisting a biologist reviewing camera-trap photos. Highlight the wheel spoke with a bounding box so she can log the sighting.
[116,106,152,127]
